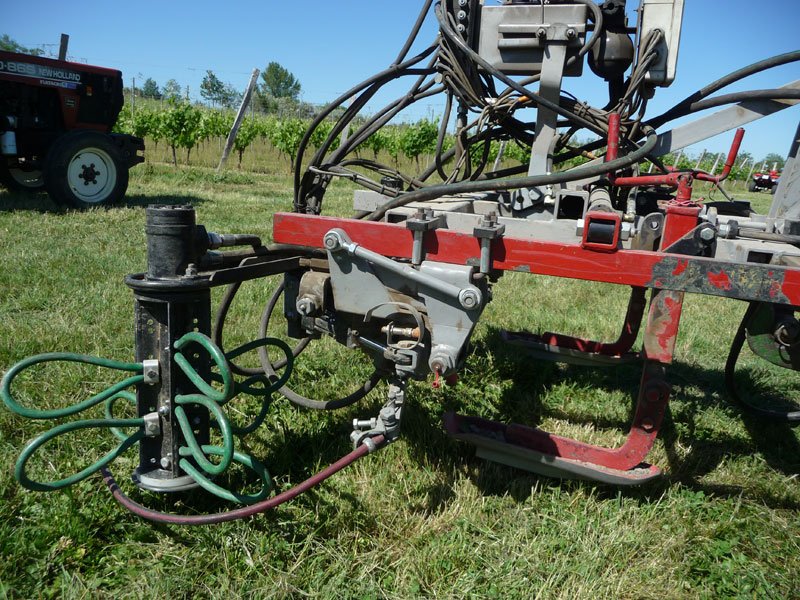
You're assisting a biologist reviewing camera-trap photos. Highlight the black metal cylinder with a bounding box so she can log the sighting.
[145,205,204,279]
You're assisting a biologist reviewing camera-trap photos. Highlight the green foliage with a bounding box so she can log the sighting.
[260,61,301,100]
[141,78,161,100]
[200,70,224,106]
[160,100,203,165]
[200,109,234,142]
[399,119,438,167]
[0,33,44,55]
[233,118,260,167]
[270,118,307,170]
[162,78,182,101]
[1,168,799,598]
[761,152,786,171]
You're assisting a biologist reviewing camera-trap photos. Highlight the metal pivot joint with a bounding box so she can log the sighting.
[323,228,483,311]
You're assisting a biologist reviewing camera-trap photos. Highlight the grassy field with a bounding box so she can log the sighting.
[1,160,799,599]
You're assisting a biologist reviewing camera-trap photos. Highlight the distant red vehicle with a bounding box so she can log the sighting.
[0,50,144,207]
[748,168,781,193]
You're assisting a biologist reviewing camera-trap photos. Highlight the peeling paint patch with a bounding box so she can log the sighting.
[648,256,790,304]
[707,270,733,291]
[513,265,531,273]
[672,259,689,276]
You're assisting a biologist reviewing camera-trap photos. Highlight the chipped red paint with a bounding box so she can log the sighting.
[643,290,684,364]
[672,259,689,276]
[708,270,733,291]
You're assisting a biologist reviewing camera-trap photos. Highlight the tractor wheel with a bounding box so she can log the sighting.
[0,161,45,192]
[44,131,128,208]
[747,179,757,193]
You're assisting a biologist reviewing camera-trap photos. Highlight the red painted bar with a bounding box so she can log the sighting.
[272,213,800,305]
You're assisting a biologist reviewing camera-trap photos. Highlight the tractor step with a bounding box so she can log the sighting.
[501,330,640,366]
[444,413,662,486]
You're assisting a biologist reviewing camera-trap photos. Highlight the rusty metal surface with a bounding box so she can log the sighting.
[648,257,790,303]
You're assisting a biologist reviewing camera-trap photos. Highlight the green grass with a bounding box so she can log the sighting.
[1,164,799,599]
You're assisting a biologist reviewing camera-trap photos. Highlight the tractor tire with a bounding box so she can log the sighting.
[747,179,757,193]
[0,161,45,192]
[44,130,128,208]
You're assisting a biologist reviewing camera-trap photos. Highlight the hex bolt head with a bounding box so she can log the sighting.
[700,227,716,242]
[296,296,317,316]
[160,456,171,469]
[323,232,340,251]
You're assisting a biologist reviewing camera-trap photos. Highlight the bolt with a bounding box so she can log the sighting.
[458,0,467,6]
[158,405,170,416]
[459,288,480,310]
[457,10,467,20]
[700,227,716,242]
[193,416,202,426]
[537,28,547,38]
[566,28,577,40]
[323,232,341,251]
[160,456,171,469]
[649,219,661,230]
[641,419,655,432]
[296,296,317,316]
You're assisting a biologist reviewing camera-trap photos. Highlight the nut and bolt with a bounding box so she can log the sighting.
[700,227,716,242]
[296,296,317,316]
[160,456,172,469]
[323,232,340,251]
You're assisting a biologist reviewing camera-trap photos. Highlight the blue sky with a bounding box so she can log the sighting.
[4,0,799,161]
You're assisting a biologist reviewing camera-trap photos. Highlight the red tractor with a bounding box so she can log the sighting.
[0,50,143,207]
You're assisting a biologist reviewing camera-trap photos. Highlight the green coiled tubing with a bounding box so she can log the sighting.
[1,334,293,503]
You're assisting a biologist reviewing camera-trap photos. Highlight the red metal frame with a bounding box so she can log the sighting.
[273,213,800,306]
[271,193,798,479]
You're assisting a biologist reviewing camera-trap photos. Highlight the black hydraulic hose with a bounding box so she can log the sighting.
[293,44,438,199]
[648,50,800,129]
[394,0,435,64]
[100,434,385,526]
[725,303,800,424]
[364,127,658,221]
[214,281,263,377]
[435,91,454,181]
[256,282,383,411]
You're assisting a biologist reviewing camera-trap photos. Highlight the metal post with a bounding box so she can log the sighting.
[58,34,69,61]
[217,68,260,172]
